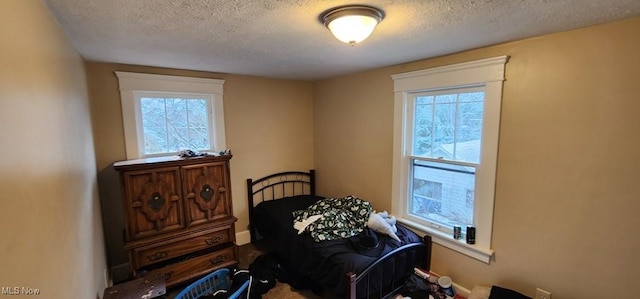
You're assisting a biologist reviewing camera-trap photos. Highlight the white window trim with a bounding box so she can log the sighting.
[115,72,226,159]
[391,56,508,263]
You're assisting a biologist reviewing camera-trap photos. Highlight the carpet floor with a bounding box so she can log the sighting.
[237,243,325,299]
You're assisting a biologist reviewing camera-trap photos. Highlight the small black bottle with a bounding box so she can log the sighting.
[466,226,476,244]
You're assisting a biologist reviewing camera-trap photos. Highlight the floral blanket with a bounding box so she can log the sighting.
[292,195,372,242]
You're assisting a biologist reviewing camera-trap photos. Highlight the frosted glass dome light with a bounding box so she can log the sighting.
[321,5,385,46]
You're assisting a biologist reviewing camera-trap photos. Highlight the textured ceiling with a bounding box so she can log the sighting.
[45,0,640,81]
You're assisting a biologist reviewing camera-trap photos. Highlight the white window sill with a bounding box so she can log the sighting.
[398,218,494,264]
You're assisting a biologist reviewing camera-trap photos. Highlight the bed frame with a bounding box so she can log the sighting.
[246,169,432,299]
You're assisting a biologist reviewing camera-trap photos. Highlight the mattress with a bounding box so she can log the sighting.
[252,195,423,296]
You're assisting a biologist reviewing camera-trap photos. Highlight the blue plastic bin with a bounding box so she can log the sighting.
[174,268,250,299]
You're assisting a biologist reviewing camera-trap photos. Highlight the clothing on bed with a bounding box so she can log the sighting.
[367,211,401,242]
[253,195,423,296]
[292,195,372,242]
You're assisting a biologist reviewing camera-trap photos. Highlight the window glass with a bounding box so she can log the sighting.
[410,159,475,230]
[412,89,484,164]
[140,97,211,155]
[409,88,483,231]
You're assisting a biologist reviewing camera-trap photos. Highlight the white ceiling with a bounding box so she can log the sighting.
[45,0,640,81]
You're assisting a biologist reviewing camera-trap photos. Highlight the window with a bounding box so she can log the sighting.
[116,72,226,159]
[409,87,482,230]
[137,93,213,155]
[391,56,508,263]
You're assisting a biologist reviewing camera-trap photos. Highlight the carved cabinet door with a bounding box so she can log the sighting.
[122,166,184,240]
[182,161,232,227]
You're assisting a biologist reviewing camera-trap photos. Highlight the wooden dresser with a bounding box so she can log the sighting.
[113,154,237,287]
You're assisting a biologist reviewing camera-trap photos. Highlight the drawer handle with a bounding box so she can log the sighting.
[205,235,224,245]
[200,184,215,202]
[147,251,169,261]
[148,192,166,211]
[210,254,228,265]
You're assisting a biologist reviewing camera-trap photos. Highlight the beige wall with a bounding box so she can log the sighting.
[8,1,635,297]
[85,63,314,271]
[314,69,396,211]
[314,17,640,298]
[0,1,106,298]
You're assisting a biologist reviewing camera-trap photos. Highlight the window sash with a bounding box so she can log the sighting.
[406,86,483,235]
[409,86,485,164]
[408,155,477,235]
[133,91,215,158]
[404,86,486,236]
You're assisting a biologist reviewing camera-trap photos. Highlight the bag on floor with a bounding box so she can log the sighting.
[248,254,277,297]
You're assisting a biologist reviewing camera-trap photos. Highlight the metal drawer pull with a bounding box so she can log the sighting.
[147,251,169,261]
[205,235,224,245]
[209,254,228,265]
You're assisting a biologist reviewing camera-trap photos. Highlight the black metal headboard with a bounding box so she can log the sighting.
[246,169,315,243]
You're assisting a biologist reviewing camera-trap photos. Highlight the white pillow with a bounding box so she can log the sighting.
[367,212,401,242]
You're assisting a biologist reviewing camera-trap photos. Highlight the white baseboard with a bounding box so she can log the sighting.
[236,230,251,246]
[453,282,471,297]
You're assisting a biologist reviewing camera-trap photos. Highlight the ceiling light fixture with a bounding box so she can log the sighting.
[320,5,385,46]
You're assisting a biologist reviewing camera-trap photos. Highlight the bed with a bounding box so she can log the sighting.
[246,170,432,299]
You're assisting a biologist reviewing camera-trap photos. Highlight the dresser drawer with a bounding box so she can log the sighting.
[144,246,237,288]
[133,228,232,268]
